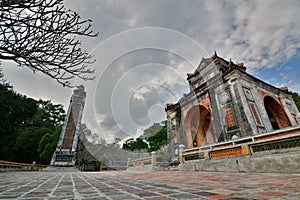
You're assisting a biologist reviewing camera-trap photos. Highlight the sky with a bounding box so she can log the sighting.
[2,0,300,143]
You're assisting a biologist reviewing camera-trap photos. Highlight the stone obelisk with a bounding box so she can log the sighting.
[50,85,86,167]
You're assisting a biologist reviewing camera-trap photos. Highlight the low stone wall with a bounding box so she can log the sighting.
[179,125,300,173]
[179,149,300,173]
[127,164,154,171]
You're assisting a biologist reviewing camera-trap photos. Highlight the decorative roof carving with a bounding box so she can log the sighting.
[165,102,180,111]
[211,50,218,59]
[186,51,247,80]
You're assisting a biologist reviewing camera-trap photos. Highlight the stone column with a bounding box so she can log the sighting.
[297,114,300,124]
[151,152,157,167]
[179,144,185,164]
[279,95,297,126]
[127,158,131,170]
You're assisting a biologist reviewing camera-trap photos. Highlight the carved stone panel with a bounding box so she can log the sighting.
[219,91,231,107]
[243,87,254,101]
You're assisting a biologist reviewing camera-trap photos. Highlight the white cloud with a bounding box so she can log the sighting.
[133,86,151,100]
[2,0,300,142]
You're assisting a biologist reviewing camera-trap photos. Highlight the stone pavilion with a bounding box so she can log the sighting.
[165,52,300,161]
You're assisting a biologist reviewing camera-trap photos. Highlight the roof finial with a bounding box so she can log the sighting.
[212,50,217,59]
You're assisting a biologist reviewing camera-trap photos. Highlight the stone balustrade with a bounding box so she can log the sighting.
[180,125,300,163]
[127,151,157,171]
[0,160,47,172]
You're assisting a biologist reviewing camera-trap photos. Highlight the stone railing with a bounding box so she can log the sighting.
[180,125,300,163]
[127,152,157,171]
[0,160,48,172]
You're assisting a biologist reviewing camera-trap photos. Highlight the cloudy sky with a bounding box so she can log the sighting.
[2,0,300,142]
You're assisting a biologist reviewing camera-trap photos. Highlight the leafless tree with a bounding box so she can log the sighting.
[0,0,98,87]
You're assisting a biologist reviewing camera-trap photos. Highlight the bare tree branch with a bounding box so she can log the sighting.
[0,0,99,87]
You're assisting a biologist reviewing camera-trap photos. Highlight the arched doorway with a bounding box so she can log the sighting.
[184,105,215,148]
[264,96,291,130]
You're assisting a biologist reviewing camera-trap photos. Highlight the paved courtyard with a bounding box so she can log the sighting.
[0,171,299,199]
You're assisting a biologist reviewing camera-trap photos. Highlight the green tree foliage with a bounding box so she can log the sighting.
[0,81,65,163]
[15,127,51,163]
[122,137,148,151]
[0,67,7,85]
[122,121,167,152]
[143,123,165,138]
[292,92,300,111]
[38,126,61,164]
[0,84,38,160]
[147,125,167,152]
[26,100,65,130]
[38,100,66,126]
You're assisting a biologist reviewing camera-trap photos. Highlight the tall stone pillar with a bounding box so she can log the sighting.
[50,85,86,167]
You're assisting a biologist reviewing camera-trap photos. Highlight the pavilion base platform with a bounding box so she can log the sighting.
[179,125,300,173]
[179,148,300,173]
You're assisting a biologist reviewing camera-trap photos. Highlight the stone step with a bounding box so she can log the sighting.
[169,167,179,171]
[42,166,79,172]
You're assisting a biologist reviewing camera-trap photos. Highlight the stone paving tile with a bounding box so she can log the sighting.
[158,190,178,195]
[0,171,300,199]
[169,192,200,199]
[290,194,300,199]
[209,189,236,195]
[192,191,219,196]
[143,197,174,200]
[208,195,231,199]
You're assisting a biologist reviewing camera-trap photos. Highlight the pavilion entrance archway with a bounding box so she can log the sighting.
[184,105,216,148]
[263,96,291,130]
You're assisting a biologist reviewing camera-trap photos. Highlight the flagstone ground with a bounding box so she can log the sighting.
[0,171,299,199]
